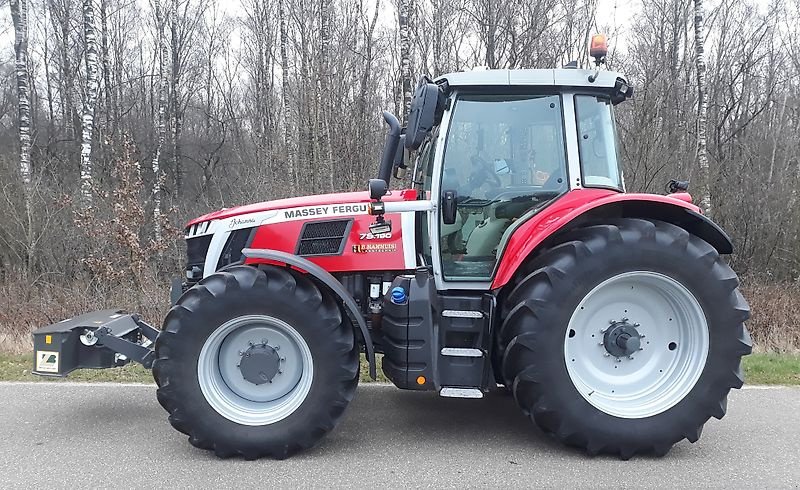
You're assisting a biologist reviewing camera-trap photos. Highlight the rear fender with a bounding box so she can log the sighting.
[242,248,376,379]
[492,190,733,289]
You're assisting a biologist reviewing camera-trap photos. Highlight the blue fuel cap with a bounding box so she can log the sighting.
[390,286,407,305]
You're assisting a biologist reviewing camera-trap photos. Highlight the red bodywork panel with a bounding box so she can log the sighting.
[246,211,408,272]
[187,189,417,226]
[190,189,418,273]
[491,189,700,289]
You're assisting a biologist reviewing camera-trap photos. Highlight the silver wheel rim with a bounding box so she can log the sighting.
[565,271,708,419]
[197,314,313,426]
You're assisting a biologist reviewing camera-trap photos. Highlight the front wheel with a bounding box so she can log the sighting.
[153,265,359,459]
[499,219,752,459]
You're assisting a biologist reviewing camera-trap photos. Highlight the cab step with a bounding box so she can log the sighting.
[440,347,483,357]
[439,387,484,398]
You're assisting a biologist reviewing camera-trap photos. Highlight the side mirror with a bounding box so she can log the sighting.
[369,179,388,200]
[442,190,457,225]
[406,81,445,151]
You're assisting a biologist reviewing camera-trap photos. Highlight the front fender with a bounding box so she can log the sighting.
[242,248,376,379]
[492,189,733,289]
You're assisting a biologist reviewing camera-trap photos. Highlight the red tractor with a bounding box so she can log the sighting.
[33,51,751,460]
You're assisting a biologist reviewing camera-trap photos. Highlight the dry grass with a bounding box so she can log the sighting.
[741,281,800,353]
[1,275,799,355]
[0,270,171,354]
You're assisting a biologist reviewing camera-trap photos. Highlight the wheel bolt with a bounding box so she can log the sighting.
[280,357,286,362]
[628,356,634,360]
[274,345,280,351]
[603,352,610,357]
[248,341,254,346]
[615,358,622,363]
[238,350,244,356]
[261,338,268,345]
[277,370,283,375]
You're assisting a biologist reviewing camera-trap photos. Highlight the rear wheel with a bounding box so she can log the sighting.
[153,265,359,459]
[498,219,751,458]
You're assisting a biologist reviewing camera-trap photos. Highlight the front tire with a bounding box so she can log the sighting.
[498,219,751,459]
[152,265,359,459]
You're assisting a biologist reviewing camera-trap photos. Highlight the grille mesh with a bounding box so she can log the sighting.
[297,219,351,256]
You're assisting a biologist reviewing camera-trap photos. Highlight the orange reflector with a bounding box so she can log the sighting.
[590,34,608,59]
[416,376,426,385]
[45,335,52,345]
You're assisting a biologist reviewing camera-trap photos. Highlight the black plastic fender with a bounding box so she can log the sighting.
[241,248,376,379]
[561,200,734,255]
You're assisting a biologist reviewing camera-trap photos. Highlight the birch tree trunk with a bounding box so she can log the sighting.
[152,0,169,241]
[10,0,34,268]
[399,0,412,124]
[170,0,182,199]
[11,0,32,196]
[80,0,100,209]
[693,0,712,215]
[100,0,114,141]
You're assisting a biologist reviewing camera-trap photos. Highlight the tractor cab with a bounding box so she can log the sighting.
[378,67,634,285]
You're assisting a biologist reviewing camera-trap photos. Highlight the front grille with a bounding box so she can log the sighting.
[187,235,212,265]
[296,219,351,256]
[217,227,255,270]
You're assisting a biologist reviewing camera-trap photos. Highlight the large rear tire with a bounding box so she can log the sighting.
[498,218,751,459]
[152,265,359,459]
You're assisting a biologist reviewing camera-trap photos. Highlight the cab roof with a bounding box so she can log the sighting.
[435,68,626,90]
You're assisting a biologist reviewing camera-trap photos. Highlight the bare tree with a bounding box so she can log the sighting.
[152,0,169,241]
[399,0,412,123]
[10,0,32,207]
[693,0,711,214]
[79,0,100,208]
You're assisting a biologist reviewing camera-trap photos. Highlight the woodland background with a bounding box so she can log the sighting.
[0,0,799,352]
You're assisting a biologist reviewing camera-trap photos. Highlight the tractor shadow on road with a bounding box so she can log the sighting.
[304,385,695,462]
[305,386,570,459]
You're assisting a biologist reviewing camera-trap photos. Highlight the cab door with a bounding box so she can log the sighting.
[429,92,570,288]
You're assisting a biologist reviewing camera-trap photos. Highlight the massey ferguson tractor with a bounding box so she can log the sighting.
[32,39,751,460]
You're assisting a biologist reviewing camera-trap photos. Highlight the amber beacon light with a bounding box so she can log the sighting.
[590,34,608,65]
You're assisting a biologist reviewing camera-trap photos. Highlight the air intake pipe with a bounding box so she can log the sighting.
[378,111,401,185]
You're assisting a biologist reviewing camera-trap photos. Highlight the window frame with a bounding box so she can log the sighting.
[573,93,624,192]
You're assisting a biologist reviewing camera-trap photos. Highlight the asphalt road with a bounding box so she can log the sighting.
[0,383,797,488]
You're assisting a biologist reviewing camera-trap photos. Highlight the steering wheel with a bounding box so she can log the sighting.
[469,155,502,189]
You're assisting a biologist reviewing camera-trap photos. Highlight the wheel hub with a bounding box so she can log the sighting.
[603,320,643,358]
[239,343,282,385]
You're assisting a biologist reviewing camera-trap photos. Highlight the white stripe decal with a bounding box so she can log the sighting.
[401,211,417,269]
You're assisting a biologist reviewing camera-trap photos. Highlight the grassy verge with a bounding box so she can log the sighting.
[1,352,796,385]
[741,352,800,385]
[0,353,389,384]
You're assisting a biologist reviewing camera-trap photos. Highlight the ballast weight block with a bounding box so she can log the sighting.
[31,309,158,377]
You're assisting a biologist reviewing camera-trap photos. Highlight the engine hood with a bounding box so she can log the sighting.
[187,189,417,227]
